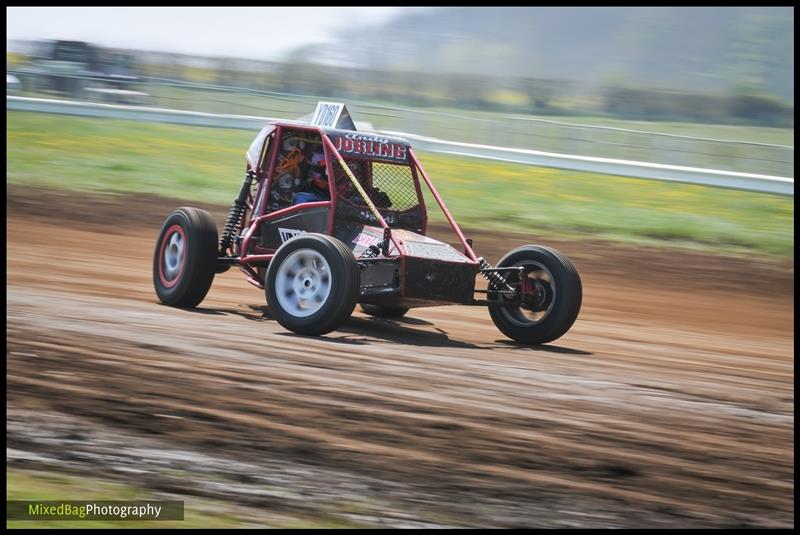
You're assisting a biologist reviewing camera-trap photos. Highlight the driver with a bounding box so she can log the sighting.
[268,135,308,211]
[291,151,331,205]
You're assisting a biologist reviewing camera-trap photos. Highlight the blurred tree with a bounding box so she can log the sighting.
[314,7,793,103]
[519,79,570,113]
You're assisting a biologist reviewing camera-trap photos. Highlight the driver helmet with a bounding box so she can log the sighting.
[308,152,328,190]
[282,136,306,152]
[309,151,326,168]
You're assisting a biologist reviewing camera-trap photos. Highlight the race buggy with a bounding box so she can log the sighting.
[153,103,582,344]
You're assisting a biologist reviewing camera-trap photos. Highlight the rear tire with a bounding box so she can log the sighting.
[488,245,581,344]
[153,207,218,307]
[360,304,410,318]
[266,234,361,336]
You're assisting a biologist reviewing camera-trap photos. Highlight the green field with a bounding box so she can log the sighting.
[7,111,794,258]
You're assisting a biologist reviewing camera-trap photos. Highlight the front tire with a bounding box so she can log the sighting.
[488,245,582,344]
[266,234,361,336]
[153,207,218,307]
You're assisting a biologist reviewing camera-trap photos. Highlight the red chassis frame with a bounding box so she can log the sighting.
[232,123,480,292]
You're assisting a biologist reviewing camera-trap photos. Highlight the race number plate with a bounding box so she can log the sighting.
[310,102,357,130]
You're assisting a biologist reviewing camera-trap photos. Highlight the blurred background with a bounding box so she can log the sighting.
[7,7,794,173]
[6,6,795,529]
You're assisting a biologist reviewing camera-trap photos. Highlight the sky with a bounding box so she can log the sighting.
[6,7,420,61]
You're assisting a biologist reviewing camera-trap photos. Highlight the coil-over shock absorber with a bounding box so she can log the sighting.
[478,257,516,294]
[219,170,256,255]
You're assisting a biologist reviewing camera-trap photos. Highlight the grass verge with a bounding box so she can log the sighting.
[6,468,372,528]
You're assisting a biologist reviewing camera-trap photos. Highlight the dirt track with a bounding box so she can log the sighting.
[7,188,794,527]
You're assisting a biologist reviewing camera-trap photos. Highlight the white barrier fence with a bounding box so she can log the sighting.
[7,96,793,196]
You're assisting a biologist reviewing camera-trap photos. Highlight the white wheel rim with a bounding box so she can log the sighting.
[163,231,185,280]
[274,249,332,318]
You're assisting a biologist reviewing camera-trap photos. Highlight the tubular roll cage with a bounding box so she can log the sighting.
[228,123,482,290]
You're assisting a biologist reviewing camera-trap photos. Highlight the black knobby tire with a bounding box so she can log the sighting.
[488,245,582,344]
[265,234,361,336]
[360,304,410,318]
[153,207,218,308]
